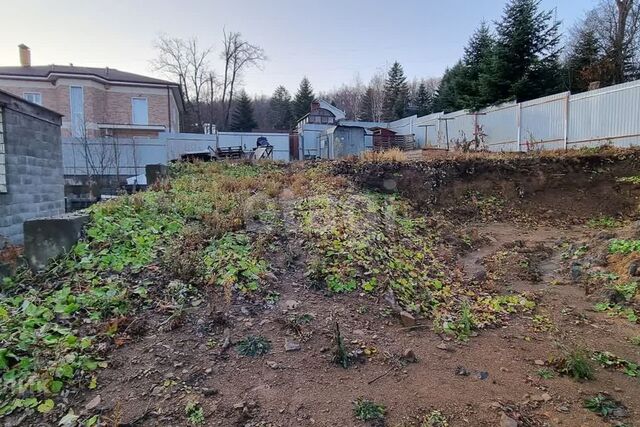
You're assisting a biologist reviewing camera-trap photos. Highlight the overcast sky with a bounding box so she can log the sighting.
[1,0,599,97]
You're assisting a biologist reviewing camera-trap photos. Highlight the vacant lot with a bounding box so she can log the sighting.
[3,148,640,426]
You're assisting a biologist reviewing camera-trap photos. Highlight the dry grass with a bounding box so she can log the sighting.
[361,148,408,162]
[420,144,638,162]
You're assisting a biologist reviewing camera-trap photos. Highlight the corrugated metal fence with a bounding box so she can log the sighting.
[417,80,640,151]
[63,131,291,177]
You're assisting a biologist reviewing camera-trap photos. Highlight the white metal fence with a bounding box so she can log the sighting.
[63,131,291,178]
[417,79,640,152]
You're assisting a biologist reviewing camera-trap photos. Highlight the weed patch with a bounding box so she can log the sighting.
[536,368,554,379]
[185,401,205,425]
[609,239,640,255]
[551,349,595,380]
[587,216,621,229]
[0,162,285,420]
[584,394,627,420]
[593,351,640,377]
[353,398,386,424]
[236,336,271,357]
[295,190,534,339]
[203,232,268,295]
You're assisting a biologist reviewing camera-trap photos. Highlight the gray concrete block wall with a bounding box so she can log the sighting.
[0,93,64,244]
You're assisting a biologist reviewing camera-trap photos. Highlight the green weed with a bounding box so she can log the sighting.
[536,368,555,379]
[587,216,620,229]
[203,232,268,294]
[353,398,386,423]
[265,291,281,305]
[594,302,638,323]
[610,282,638,302]
[593,351,640,377]
[616,175,640,185]
[185,401,205,425]
[609,239,640,255]
[236,336,271,357]
[584,394,626,419]
[553,349,595,380]
[423,410,448,426]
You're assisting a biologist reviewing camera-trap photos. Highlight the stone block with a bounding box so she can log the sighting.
[23,212,89,271]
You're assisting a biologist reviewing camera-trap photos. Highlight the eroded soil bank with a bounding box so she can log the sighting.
[334,149,640,221]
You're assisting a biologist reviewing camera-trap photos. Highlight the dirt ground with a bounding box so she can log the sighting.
[7,150,640,427]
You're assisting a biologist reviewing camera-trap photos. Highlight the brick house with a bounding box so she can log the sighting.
[0,45,184,139]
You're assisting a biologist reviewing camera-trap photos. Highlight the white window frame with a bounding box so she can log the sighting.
[69,86,85,138]
[23,92,42,105]
[131,97,149,125]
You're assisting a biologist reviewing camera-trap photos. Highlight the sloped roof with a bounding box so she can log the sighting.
[318,100,346,121]
[0,65,177,86]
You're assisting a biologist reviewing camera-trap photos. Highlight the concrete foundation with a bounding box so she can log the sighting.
[23,212,89,271]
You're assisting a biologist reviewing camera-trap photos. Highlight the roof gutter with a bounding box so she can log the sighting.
[0,72,180,90]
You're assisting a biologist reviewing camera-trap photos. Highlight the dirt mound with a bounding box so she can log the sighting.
[334,148,640,222]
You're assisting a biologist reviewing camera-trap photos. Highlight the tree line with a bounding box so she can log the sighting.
[154,0,640,133]
[435,0,640,112]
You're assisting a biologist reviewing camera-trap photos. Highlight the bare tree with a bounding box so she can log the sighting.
[74,120,118,197]
[151,35,214,132]
[325,75,366,120]
[591,0,640,84]
[220,30,266,130]
[186,39,213,131]
[369,71,386,122]
[151,35,191,103]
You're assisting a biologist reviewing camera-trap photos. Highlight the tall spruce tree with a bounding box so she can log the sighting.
[359,87,375,121]
[269,85,293,129]
[462,21,495,110]
[382,62,410,121]
[566,26,603,92]
[414,82,433,116]
[292,77,315,121]
[230,91,257,132]
[479,0,562,104]
[433,61,468,112]
[433,23,495,112]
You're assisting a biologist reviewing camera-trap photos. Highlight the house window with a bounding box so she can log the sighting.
[23,92,42,105]
[69,86,84,137]
[132,98,148,125]
[0,108,6,193]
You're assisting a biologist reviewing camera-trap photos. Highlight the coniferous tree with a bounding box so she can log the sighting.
[292,77,315,121]
[359,87,375,121]
[269,85,293,129]
[433,62,468,112]
[382,62,410,121]
[433,23,495,112]
[566,26,603,92]
[230,91,257,132]
[414,82,433,116]
[462,21,495,109]
[479,0,562,104]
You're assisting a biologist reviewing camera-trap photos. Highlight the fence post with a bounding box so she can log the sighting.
[563,92,570,150]
[516,102,522,152]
